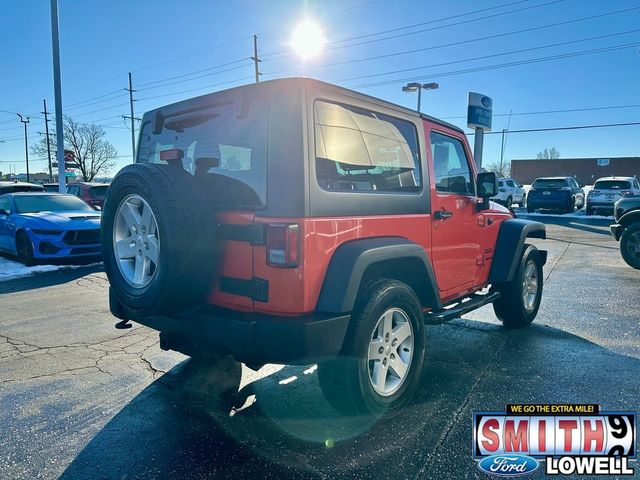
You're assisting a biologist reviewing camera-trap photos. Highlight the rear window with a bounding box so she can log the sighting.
[532,178,567,189]
[137,99,268,207]
[593,180,631,190]
[314,100,421,193]
[89,186,109,198]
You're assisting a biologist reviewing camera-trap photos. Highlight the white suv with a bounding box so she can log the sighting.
[491,178,526,209]
[586,176,640,216]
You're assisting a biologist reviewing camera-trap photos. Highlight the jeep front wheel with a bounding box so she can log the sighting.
[492,244,543,328]
[620,223,640,269]
[317,280,426,418]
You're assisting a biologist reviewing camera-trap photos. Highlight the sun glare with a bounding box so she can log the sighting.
[291,19,325,59]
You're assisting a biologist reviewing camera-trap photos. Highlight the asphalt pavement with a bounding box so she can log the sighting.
[1,212,638,479]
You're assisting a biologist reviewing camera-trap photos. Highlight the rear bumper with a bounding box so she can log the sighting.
[610,224,623,241]
[587,201,615,214]
[110,288,350,365]
[527,194,571,209]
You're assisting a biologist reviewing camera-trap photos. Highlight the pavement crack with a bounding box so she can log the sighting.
[544,241,570,282]
[546,236,617,250]
[415,331,513,480]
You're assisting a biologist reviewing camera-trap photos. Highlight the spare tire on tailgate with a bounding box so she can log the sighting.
[101,163,216,316]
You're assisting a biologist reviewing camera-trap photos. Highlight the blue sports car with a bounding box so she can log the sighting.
[0,192,101,266]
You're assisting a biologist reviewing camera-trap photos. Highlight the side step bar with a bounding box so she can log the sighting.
[424,291,501,324]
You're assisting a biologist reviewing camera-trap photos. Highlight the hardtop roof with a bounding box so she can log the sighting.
[141,77,465,135]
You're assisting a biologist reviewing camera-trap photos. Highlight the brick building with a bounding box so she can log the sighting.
[511,157,640,185]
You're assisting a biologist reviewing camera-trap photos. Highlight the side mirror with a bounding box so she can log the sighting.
[476,172,498,211]
[579,184,585,188]
[0,209,10,216]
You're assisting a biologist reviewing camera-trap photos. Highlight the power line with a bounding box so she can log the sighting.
[263,6,640,76]
[335,29,640,83]
[262,0,567,61]
[136,58,251,88]
[136,75,255,103]
[466,121,640,135]
[349,41,640,88]
[442,104,640,120]
[136,61,252,92]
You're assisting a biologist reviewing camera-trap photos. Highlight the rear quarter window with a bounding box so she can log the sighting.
[314,100,421,193]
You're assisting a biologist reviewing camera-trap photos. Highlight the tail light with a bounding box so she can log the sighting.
[267,223,299,267]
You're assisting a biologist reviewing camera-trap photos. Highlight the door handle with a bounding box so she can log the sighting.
[434,210,453,220]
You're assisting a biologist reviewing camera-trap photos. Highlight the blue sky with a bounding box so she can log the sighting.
[0,0,639,177]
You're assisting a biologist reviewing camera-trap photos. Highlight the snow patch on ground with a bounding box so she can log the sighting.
[519,211,613,220]
[0,256,101,282]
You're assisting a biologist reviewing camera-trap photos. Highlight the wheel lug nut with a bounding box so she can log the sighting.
[130,241,136,248]
[383,358,387,366]
[378,346,384,354]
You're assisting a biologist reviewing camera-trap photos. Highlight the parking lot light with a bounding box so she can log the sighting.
[402,82,439,113]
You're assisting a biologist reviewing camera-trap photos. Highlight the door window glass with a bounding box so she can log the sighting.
[430,131,474,195]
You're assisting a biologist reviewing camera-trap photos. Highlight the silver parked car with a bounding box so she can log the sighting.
[586,176,640,216]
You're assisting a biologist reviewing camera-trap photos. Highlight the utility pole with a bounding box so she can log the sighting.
[50,0,66,193]
[251,35,261,83]
[500,129,507,167]
[17,114,30,182]
[42,99,54,182]
[123,72,140,162]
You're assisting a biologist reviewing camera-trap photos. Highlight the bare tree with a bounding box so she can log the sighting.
[536,147,560,160]
[485,159,511,178]
[32,115,117,181]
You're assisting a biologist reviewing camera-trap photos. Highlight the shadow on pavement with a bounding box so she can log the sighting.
[516,213,614,236]
[0,261,104,295]
[58,320,640,480]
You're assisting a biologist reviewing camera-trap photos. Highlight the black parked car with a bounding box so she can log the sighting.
[610,195,640,269]
[527,177,585,214]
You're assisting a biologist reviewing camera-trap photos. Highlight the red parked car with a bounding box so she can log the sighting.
[102,78,547,417]
[66,182,109,210]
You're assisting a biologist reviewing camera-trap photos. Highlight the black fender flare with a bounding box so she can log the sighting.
[619,210,640,228]
[489,219,546,283]
[316,237,441,313]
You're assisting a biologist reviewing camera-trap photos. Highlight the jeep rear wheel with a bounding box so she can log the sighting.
[492,244,543,328]
[101,163,216,316]
[620,223,640,269]
[317,280,426,418]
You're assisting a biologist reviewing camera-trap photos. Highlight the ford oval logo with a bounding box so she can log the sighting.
[477,454,539,477]
[481,96,492,108]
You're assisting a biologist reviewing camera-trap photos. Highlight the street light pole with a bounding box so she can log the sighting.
[402,82,439,113]
[17,114,30,183]
[50,0,66,193]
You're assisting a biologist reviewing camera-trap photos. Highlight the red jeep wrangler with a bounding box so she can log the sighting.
[102,78,546,416]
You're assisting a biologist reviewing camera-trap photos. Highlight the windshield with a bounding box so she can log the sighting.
[137,98,268,208]
[14,195,93,213]
[593,180,631,190]
[532,178,567,189]
[89,185,109,198]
